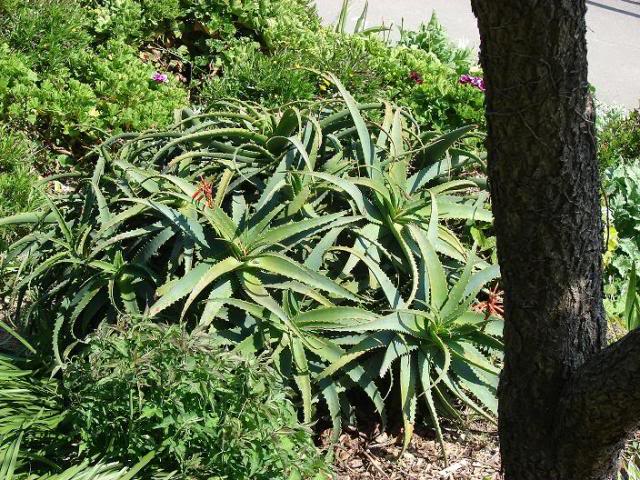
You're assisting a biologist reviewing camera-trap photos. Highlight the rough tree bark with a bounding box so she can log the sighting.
[469,1,640,479]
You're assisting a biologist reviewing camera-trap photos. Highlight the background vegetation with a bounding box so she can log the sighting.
[0,0,484,229]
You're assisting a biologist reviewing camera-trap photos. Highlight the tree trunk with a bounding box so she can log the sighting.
[469,1,640,479]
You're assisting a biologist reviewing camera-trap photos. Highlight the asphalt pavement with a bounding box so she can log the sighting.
[315,0,640,108]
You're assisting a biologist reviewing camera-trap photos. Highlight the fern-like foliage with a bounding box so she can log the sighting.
[0,348,159,479]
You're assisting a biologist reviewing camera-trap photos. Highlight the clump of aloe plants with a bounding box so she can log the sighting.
[1,76,501,454]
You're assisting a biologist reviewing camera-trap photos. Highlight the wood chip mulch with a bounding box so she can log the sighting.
[320,422,501,480]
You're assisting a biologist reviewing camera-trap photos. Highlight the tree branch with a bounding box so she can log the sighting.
[556,328,640,476]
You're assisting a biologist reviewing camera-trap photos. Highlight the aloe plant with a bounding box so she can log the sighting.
[315,247,501,457]
[0,78,499,448]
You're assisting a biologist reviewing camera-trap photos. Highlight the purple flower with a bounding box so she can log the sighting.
[151,72,169,84]
[459,74,472,85]
[470,76,486,91]
[459,74,485,92]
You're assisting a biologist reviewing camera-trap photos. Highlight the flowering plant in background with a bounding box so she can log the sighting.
[151,71,169,84]
[459,73,485,92]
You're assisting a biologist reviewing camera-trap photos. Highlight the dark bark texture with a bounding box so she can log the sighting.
[469,1,640,479]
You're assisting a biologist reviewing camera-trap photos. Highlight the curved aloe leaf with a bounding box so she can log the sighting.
[247,253,359,302]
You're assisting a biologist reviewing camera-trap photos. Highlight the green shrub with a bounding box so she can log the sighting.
[83,0,321,90]
[1,40,187,151]
[0,344,123,478]
[0,0,91,72]
[195,22,485,130]
[605,163,640,254]
[200,42,318,106]
[0,45,37,117]
[600,107,640,320]
[0,323,327,479]
[82,0,484,132]
[399,13,474,74]
[85,0,319,48]
[599,108,640,170]
[65,321,330,479]
[0,0,189,160]
[1,85,500,450]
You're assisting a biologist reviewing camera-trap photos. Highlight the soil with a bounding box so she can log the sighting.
[323,420,640,479]
[321,421,501,480]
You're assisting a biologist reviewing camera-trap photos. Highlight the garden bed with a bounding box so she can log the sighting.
[1,1,639,478]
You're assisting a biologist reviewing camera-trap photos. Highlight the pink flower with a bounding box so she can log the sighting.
[151,72,169,84]
[459,74,472,85]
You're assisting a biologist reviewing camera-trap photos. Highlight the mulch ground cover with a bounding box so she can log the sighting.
[322,421,501,480]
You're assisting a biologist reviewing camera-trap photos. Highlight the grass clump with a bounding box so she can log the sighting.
[0,127,37,217]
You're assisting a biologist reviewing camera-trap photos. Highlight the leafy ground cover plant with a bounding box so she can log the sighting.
[0,346,157,479]
[1,82,500,451]
[603,161,640,320]
[0,322,329,479]
[65,321,330,479]
[0,38,187,155]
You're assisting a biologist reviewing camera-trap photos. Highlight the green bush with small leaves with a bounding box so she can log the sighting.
[65,322,331,480]
[599,108,640,170]
[196,15,486,130]
[0,40,187,154]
